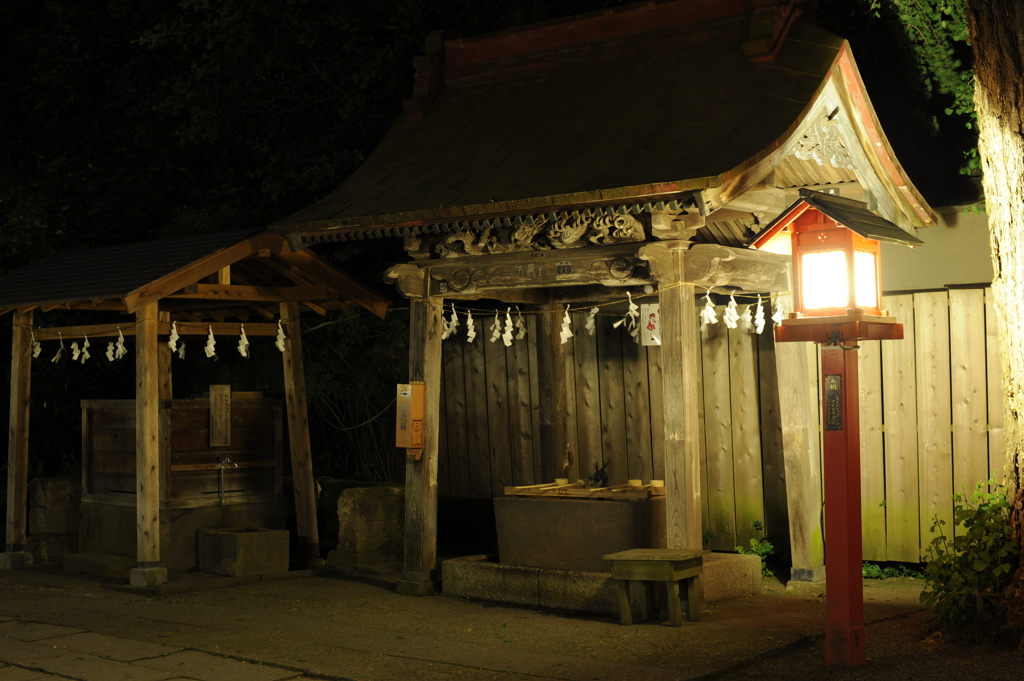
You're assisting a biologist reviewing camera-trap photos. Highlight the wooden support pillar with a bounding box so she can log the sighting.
[775,339,825,585]
[3,309,33,569]
[129,302,166,587]
[280,301,320,566]
[535,302,567,483]
[397,298,443,595]
[157,311,172,401]
[658,248,703,552]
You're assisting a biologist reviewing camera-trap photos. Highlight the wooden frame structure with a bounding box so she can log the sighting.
[1,229,389,584]
[270,0,937,594]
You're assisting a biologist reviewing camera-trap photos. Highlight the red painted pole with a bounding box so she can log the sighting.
[821,345,865,668]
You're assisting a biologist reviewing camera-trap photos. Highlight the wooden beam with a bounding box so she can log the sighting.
[300,301,328,316]
[166,283,337,303]
[131,302,165,584]
[535,302,567,483]
[272,237,389,318]
[30,322,282,340]
[4,310,32,563]
[280,301,320,566]
[397,298,443,595]
[401,244,656,298]
[640,243,791,293]
[657,246,703,552]
[218,266,231,286]
[122,231,282,313]
[157,312,172,401]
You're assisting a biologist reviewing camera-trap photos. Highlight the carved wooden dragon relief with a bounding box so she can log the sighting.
[434,211,646,258]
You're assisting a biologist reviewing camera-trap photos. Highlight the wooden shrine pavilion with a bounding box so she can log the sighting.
[270,0,937,595]
[0,228,389,584]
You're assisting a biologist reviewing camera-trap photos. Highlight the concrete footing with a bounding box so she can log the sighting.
[442,552,762,616]
[0,551,33,570]
[129,567,169,587]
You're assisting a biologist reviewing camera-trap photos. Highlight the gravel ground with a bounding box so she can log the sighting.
[717,608,1023,681]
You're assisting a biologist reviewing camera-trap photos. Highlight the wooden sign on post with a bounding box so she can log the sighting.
[209,385,231,447]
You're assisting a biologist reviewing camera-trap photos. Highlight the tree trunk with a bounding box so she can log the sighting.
[967,0,1024,634]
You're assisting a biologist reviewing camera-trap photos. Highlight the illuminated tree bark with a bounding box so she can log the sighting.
[967,0,1024,632]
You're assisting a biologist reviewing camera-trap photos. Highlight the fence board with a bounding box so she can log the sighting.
[597,315,628,485]
[729,325,765,550]
[483,336,512,496]
[437,370,451,498]
[756,327,789,552]
[507,323,535,486]
[695,312,709,542]
[950,289,989,509]
[914,291,953,555]
[880,294,919,562]
[527,314,543,483]
[701,310,736,551]
[622,335,654,483]
[574,315,603,486]
[464,336,491,499]
[858,339,886,561]
[563,314,581,482]
[442,337,472,498]
[985,290,1005,484]
[648,343,666,481]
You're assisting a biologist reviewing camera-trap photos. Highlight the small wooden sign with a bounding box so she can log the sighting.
[209,384,231,446]
[825,375,842,431]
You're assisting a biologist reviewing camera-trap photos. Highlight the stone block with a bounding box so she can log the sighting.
[337,485,405,524]
[537,568,619,614]
[30,476,81,509]
[129,566,168,587]
[0,551,33,569]
[79,501,286,571]
[786,578,826,597]
[702,553,762,602]
[494,496,662,573]
[30,505,79,535]
[442,555,540,607]
[62,552,135,578]
[196,527,289,576]
[26,533,77,563]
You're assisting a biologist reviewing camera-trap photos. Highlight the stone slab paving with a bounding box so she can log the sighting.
[37,632,181,662]
[133,651,301,681]
[0,636,68,664]
[0,623,84,642]
[0,666,62,681]
[32,651,176,681]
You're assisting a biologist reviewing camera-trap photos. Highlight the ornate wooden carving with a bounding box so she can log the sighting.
[793,116,854,170]
[385,264,427,298]
[650,210,705,241]
[434,210,646,258]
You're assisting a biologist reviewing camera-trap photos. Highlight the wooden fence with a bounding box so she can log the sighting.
[434,287,1003,563]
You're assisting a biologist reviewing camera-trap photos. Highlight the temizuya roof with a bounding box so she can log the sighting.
[0,229,389,319]
[271,0,935,245]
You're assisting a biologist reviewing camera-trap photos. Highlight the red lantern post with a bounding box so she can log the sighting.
[749,189,922,668]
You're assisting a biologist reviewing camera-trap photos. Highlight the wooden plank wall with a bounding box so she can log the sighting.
[435,288,1002,562]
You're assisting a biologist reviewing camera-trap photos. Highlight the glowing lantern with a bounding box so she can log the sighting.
[749,189,922,341]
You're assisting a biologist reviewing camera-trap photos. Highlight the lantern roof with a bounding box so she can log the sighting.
[747,188,925,249]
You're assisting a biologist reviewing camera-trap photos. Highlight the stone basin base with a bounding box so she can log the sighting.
[442,553,762,616]
[196,527,289,576]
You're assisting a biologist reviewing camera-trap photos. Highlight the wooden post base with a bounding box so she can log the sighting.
[129,566,168,588]
[0,551,33,570]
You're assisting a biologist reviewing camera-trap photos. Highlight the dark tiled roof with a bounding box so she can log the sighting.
[0,229,262,309]
[276,13,843,229]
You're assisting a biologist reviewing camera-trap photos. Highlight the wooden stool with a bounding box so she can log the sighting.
[602,548,709,626]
